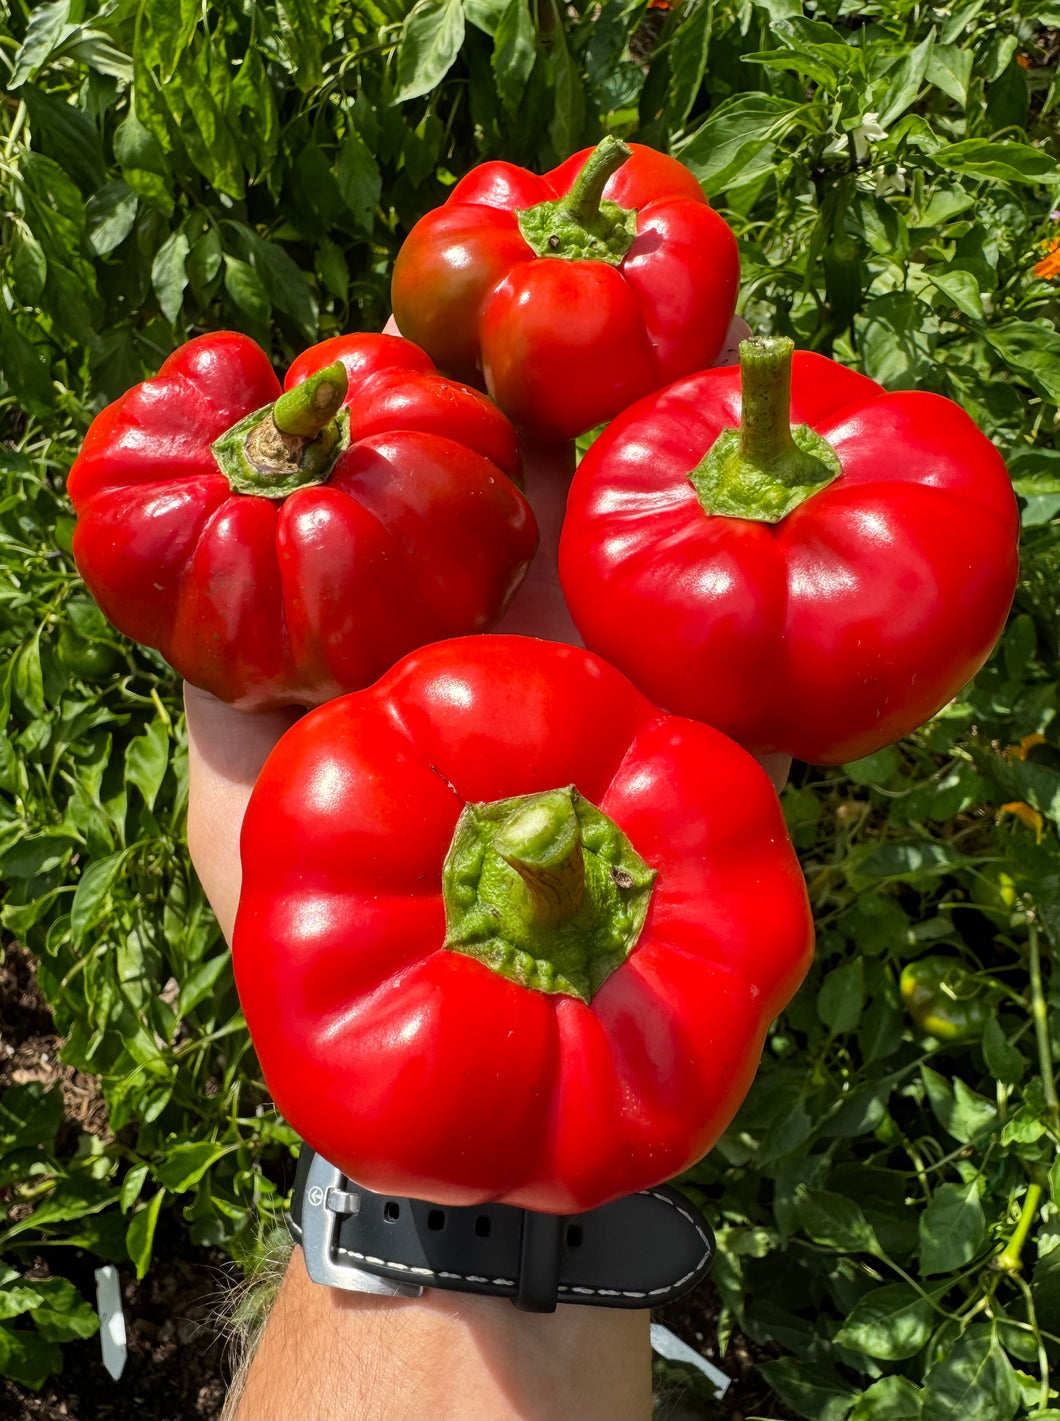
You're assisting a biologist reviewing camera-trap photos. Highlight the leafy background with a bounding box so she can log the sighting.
[0,0,1058,1416]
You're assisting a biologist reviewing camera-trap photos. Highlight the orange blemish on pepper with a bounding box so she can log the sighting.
[1000,801,1044,843]
[1035,237,1060,280]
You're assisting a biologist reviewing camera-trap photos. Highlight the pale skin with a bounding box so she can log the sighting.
[185,316,790,1420]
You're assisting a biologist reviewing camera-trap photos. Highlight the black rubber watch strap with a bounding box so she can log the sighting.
[287,1146,715,1312]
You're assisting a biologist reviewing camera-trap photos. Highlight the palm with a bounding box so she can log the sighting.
[496,439,582,643]
[183,435,585,938]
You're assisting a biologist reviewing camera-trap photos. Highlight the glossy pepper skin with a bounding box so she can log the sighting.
[233,636,813,1214]
[900,957,994,1042]
[67,332,536,709]
[560,339,1019,765]
[391,139,740,441]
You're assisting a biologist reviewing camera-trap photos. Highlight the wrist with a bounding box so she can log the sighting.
[233,1246,652,1421]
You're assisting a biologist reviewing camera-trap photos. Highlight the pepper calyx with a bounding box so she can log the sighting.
[689,336,842,524]
[441,785,656,1004]
[211,361,351,498]
[516,137,638,267]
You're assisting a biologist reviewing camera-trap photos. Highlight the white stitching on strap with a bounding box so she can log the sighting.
[297,1185,710,1299]
[556,1189,711,1301]
[335,1246,516,1288]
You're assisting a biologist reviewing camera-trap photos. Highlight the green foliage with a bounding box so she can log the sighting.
[0,0,1058,1411]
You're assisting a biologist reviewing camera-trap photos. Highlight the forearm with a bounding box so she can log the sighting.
[230,1246,651,1421]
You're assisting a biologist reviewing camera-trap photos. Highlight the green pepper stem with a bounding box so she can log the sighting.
[272,361,348,440]
[211,361,351,498]
[738,337,801,466]
[996,1182,1044,1274]
[560,136,632,228]
[687,336,843,524]
[493,789,586,926]
[516,137,637,266]
[441,786,656,1004]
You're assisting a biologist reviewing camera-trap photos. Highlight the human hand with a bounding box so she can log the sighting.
[186,312,790,942]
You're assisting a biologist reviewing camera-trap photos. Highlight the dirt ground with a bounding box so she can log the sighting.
[0,1238,231,1421]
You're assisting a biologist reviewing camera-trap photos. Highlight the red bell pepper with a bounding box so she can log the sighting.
[67,332,536,709]
[560,337,1020,765]
[233,635,813,1213]
[390,138,739,442]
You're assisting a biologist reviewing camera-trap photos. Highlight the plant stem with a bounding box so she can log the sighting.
[738,336,799,465]
[996,1182,1043,1274]
[1014,1274,1051,1412]
[272,361,348,439]
[1030,920,1060,1122]
[151,686,173,727]
[4,98,25,160]
[688,337,842,523]
[560,136,631,227]
[493,789,586,927]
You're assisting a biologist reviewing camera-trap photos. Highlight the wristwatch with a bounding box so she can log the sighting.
[286,1146,715,1314]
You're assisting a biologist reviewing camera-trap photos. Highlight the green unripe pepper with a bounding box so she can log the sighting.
[900,956,993,1042]
[57,625,121,680]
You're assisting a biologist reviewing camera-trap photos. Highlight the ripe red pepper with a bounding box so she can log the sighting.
[560,337,1019,765]
[233,636,813,1213]
[391,138,739,442]
[67,332,536,709]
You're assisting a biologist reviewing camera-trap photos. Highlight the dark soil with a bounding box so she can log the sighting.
[0,1235,232,1421]
[0,944,109,1138]
[656,1287,799,1421]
